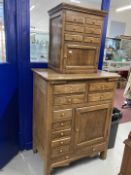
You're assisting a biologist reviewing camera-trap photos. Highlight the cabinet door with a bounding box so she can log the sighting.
[75,104,111,149]
[64,44,99,73]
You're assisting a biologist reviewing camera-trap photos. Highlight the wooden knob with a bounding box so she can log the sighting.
[68,98,72,103]
[60,132,64,136]
[65,156,69,159]
[60,141,64,145]
[76,128,79,132]
[60,149,63,153]
[61,123,64,126]
[92,148,96,152]
[61,113,65,117]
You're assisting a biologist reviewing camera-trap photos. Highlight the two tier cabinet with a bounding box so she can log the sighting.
[33,69,119,175]
[48,3,107,74]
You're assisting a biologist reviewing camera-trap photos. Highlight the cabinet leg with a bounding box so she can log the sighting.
[44,165,51,175]
[100,150,107,160]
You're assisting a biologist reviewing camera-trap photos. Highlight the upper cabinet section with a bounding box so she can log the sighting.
[48,3,107,74]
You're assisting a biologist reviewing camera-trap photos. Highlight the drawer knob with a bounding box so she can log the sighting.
[60,149,63,153]
[68,98,72,103]
[65,156,69,159]
[92,148,96,152]
[61,113,65,117]
[60,132,64,136]
[61,123,64,126]
[60,141,64,145]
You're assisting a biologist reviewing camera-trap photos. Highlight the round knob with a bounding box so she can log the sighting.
[68,98,72,103]
[61,123,64,126]
[60,149,63,153]
[92,148,96,152]
[61,113,65,117]
[65,156,69,159]
[60,132,64,136]
[73,28,76,31]
[60,141,64,145]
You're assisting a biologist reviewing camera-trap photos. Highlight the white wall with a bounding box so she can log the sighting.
[107,8,131,37]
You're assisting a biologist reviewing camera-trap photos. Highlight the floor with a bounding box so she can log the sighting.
[0,122,131,175]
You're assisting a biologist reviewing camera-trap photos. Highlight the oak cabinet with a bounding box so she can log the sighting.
[48,3,107,74]
[33,69,119,175]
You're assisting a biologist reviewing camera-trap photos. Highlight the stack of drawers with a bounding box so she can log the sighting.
[33,3,119,175]
[48,3,107,74]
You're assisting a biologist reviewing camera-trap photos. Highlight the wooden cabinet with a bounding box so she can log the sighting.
[48,3,107,74]
[33,69,119,175]
[118,132,131,175]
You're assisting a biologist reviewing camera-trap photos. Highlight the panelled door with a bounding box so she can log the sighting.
[75,104,112,150]
[64,44,99,72]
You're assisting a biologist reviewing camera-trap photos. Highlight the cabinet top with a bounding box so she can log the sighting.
[48,3,107,16]
[32,69,120,81]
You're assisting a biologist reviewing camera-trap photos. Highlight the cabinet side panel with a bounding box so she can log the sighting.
[49,13,62,70]
[33,74,47,155]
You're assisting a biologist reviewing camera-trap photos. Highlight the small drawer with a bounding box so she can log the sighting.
[51,154,70,163]
[51,137,71,148]
[52,129,71,140]
[89,82,115,92]
[51,145,70,158]
[85,27,101,35]
[88,92,113,102]
[52,120,72,131]
[54,83,86,94]
[86,16,103,26]
[65,34,83,42]
[53,109,72,121]
[66,11,85,24]
[54,94,85,106]
[65,24,84,33]
[84,36,100,44]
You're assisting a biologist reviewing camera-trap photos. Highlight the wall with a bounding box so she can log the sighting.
[107,8,131,37]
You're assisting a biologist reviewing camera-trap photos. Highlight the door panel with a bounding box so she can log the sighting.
[64,44,99,71]
[75,104,111,149]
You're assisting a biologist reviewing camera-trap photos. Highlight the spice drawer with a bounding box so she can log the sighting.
[89,82,115,92]
[53,83,86,94]
[88,92,114,102]
[85,27,101,35]
[65,24,84,33]
[52,129,71,140]
[65,11,85,24]
[54,94,86,106]
[51,145,70,158]
[51,138,71,148]
[65,34,83,42]
[52,120,72,131]
[53,109,72,121]
[84,37,100,44]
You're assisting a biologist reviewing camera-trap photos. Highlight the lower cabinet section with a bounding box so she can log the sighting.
[33,70,119,175]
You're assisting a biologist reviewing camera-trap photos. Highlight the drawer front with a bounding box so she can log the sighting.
[53,109,72,121]
[52,120,72,131]
[51,137,71,148]
[52,129,71,140]
[66,11,85,24]
[88,92,113,102]
[51,154,70,163]
[89,82,115,92]
[86,16,103,26]
[54,83,86,94]
[54,94,85,106]
[85,27,101,35]
[84,36,100,44]
[65,34,83,42]
[65,24,84,33]
[51,145,70,158]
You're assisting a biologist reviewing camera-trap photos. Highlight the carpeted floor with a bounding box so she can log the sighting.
[114,89,131,123]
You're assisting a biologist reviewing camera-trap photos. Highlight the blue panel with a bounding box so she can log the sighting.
[0,0,19,168]
[99,0,111,70]
[17,0,48,149]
